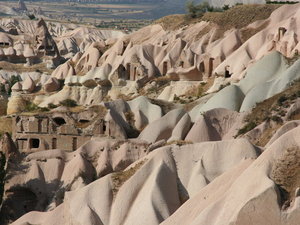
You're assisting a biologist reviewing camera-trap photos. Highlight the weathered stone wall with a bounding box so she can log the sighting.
[11,113,123,152]
[14,133,91,152]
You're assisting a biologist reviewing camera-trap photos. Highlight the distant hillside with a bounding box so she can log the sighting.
[14,0,168,3]
[0,0,192,19]
[209,0,299,7]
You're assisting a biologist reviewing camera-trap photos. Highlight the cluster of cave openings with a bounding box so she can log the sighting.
[0,42,10,46]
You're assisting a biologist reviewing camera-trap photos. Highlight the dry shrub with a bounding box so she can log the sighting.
[166,140,193,146]
[271,146,300,208]
[111,160,146,199]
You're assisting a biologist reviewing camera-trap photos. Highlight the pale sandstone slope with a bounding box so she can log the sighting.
[162,125,300,225]
[12,139,259,225]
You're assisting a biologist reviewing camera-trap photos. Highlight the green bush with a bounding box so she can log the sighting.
[237,121,257,136]
[174,94,180,101]
[24,102,49,112]
[48,103,58,109]
[7,75,21,95]
[186,1,223,18]
[271,115,283,123]
[27,14,36,20]
[223,4,230,10]
[60,99,77,107]
[278,95,288,106]
[266,0,299,4]
[25,102,40,112]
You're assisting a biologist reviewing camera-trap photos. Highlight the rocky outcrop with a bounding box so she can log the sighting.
[10,138,259,225]
[7,95,27,115]
[0,133,18,159]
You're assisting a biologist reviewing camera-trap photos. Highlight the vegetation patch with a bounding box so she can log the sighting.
[165,140,193,146]
[48,103,58,109]
[271,146,300,209]
[240,20,270,43]
[24,102,49,113]
[201,4,280,29]
[186,1,223,19]
[0,75,21,96]
[124,110,140,137]
[235,80,300,144]
[266,0,299,4]
[245,80,300,126]
[155,4,280,33]
[173,80,213,105]
[124,111,135,128]
[112,160,146,199]
[0,117,12,137]
[149,98,176,114]
[0,61,53,75]
[285,52,300,66]
[236,121,257,136]
[143,76,172,97]
[59,99,78,108]
[89,105,108,118]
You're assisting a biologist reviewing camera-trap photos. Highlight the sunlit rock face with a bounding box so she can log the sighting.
[2,3,300,225]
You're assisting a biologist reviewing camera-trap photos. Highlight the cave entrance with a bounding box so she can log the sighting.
[30,138,40,149]
[52,138,57,149]
[53,117,66,126]
[163,61,168,75]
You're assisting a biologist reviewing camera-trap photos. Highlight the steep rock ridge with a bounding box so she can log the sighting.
[162,126,300,225]
[3,4,300,225]
[34,3,300,111]
[0,18,124,59]
[11,139,259,225]
[0,138,150,223]
[214,4,300,79]
[190,51,300,120]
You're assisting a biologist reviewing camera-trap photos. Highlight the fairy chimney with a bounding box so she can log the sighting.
[35,19,60,57]
[18,0,28,11]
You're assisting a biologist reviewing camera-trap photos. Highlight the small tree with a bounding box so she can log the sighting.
[27,14,36,20]
[7,75,21,95]
[60,99,78,107]
[223,4,230,10]
[186,1,199,18]
[186,1,222,18]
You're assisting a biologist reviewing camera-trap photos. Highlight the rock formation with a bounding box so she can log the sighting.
[1,3,300,225]
[17,0,27,12]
